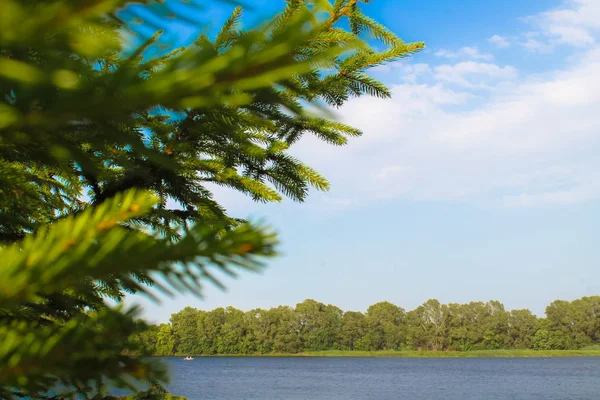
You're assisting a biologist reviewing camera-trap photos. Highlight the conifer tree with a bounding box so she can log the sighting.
[0,0,423,398]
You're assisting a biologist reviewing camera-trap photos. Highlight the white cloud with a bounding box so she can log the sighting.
[523,0,600,48]
[289,39,600,208]
[520,36,554,53]
[374,62,432,83]
[435,46,494,61]
[402,63,433,83]
[374,60,517,90]
[551,25,595,46]
[488,35,510,48]
[433,62,517,88]
[215,0,600,211]
[408,64,433,74]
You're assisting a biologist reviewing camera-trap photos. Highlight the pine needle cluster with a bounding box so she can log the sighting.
[0,0,422,398]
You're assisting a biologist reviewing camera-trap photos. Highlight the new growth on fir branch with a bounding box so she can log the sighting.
[0,0,423,398]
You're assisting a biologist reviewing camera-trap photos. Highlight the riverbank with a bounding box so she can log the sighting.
[166,349,600,358]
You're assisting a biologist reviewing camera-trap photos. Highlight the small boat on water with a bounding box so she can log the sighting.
[184,356,194,360]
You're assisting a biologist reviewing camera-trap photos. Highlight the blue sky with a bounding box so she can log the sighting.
[128,0,600,322]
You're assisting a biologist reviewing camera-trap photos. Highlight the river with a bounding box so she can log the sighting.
[159,356,600,399]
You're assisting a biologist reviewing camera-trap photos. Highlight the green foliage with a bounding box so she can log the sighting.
[0,0,424,244]
[127,322,160,355]
[170,307,202,355]
[0,189,276,398]
[265,349,600,358]
[545,297,600,348]
[365,301,406,350]
[141,296,600,356]
[0,0,423,398]
[581,345,600,350]
[296,299,342,351]
[155,324,176,356]
[508,309,539,349]
[340,311,367,350]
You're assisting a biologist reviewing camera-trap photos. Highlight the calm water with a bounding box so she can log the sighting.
[160,356,600,400]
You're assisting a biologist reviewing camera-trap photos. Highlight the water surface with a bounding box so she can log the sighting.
[163,356,600,399]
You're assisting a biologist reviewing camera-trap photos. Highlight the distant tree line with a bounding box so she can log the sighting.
[128,297,600,355]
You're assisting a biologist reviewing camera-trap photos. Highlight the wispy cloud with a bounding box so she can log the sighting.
[435,46,494,61]
[207,0,600,212]
[522,0,600,49]
[520,33,555,53]
[488,35,510,48]
[289,8,600,209]
[433,62,517,89]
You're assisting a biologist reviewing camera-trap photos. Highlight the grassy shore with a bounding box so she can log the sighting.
[170,349,600,358]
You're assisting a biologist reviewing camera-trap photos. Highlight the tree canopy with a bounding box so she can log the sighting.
[134,296,600,355]
[0,0,423,398]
